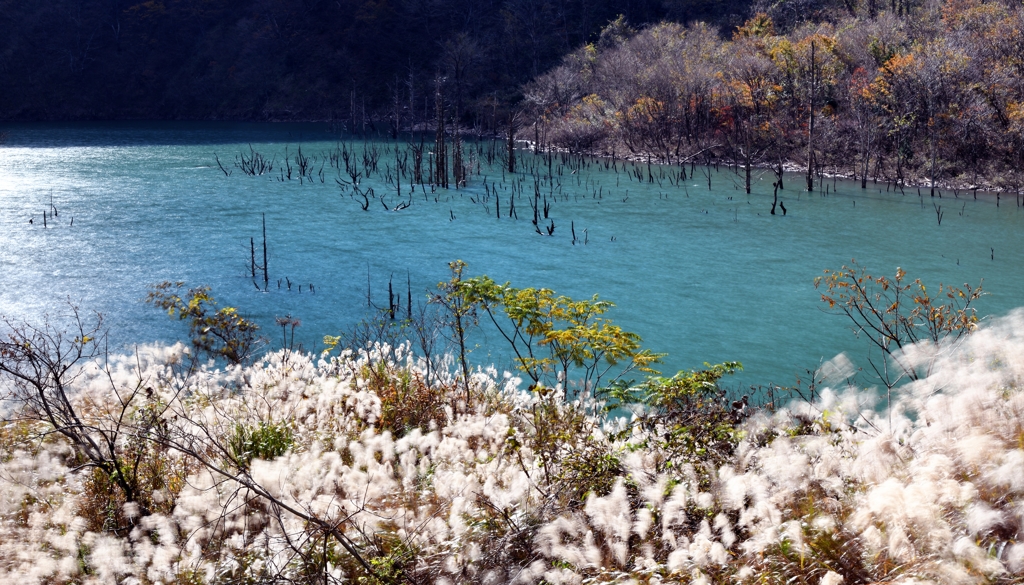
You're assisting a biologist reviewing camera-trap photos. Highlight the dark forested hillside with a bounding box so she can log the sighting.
[0,0,680,124]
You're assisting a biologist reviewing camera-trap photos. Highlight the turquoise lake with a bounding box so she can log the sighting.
[1,121,1021,392]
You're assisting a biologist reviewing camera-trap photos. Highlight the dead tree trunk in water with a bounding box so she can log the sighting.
[806,40,816,192]
[743,128,752,194]
[861,149,870,189]
[452,106,464,188]
[388,276,396,320]
[507,114,517,174]
[262,213,269,290]
[434,78,448,188]
[411,138,424,185]
[928,108,938,197]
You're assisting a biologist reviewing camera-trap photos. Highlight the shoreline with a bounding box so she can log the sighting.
[2,118,1020,204]
[520,140,1024,203]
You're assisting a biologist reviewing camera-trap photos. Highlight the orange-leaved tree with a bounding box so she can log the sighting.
[815,260,983,397]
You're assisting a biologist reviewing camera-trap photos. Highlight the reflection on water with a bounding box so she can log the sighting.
[1,122,1021,390]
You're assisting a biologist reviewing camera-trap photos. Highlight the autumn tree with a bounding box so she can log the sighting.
[767,30,842,191]
[864,52,921,187]
[722,30,781,194]
[815,261,983,418]
[146,282,263,365]
[846,67,881,188]
[457,274,662,393]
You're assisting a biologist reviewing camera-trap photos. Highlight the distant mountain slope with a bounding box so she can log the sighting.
[0,0,702,123]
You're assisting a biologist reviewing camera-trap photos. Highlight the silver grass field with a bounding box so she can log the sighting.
[3,311,1024,584]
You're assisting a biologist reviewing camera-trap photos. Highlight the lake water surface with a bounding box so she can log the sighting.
[1,121,1021,391]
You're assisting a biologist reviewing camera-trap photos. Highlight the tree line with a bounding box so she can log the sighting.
[524,0,1024,195]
